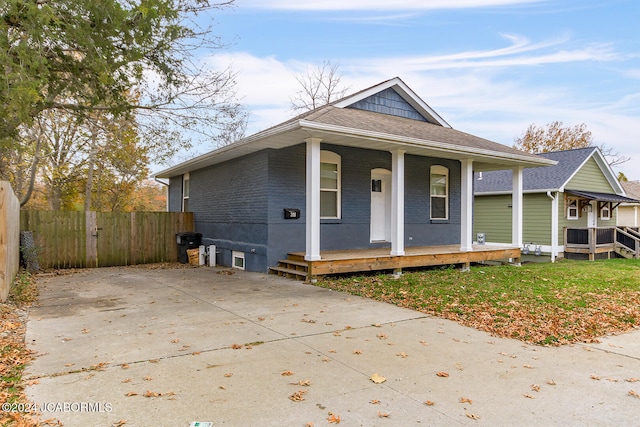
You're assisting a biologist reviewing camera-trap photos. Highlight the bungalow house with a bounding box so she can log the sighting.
[474,147,640,261]
[155,77,555,277]
[618,181,640,228]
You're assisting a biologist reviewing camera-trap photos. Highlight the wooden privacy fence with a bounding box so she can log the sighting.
[20,211,194,269]
[1,181,20,302]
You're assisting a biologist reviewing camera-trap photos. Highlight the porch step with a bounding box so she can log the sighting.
[614,245,638,259]
[268,258,310,280]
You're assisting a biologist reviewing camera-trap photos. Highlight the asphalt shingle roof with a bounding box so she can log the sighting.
[474,147,597,193]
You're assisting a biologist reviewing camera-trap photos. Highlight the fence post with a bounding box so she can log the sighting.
[86,211,98,267]
[0,182,20,302]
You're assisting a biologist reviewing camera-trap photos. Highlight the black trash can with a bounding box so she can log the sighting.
[176,232,202,264]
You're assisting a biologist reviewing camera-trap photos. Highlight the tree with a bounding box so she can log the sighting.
[514,121,629,167]
[2,0,246,205]
[290,61,349,113]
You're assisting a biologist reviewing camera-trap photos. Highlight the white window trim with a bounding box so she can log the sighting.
[430,165,449,220]
[567,198,579,220]
[599,202,611,221]
[320,150,341,219]
[182,173,190,212]
[232,251,245,270]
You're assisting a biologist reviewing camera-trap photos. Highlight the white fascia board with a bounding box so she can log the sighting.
[299,120,556,168]
[333,77,451,128]
[475,189,559,196]
[154,121,302,178]
[591,149,625,194]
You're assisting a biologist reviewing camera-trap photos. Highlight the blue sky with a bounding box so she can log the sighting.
[194,0,640,181]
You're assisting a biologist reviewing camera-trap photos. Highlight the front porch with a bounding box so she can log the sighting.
[565,227,640,260]
[269,244,521,280]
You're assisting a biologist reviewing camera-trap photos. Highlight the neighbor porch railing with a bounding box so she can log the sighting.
[565,227,640,260]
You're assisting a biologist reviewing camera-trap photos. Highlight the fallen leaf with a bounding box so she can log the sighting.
[281,370,294,376]
[378,411,391,418]
[546,379,557,386]
[370,399,381,404]
[231,343,243,349]
[143,390,162,398]
[466,413,480,420]
[436,372,449,377]
[327,412,341,424]
[629,390,640,399]
[353,350,362,355]
[121,363,130,369]
[424,400,435,406]
[125,391,137,397]
[81,328,90,334]
[171,339,180,343]
[459,397,472,404]
[289,390,308,402]
[591,375,601,380]
[122,378,132,383]
[224,372,233,377]
[396,352,409,358]
[370,373,387,384]
[523,393,535,399]
[377,334,388,340]
[143,376,152,381]
[626,378,639,383]
[111,420,127,427]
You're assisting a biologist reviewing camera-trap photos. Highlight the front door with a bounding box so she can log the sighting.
[587,201,597,228]
[370,169,391,242]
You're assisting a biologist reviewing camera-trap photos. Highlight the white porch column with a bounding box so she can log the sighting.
[512,166,524,248]
[550,191,559,262]
[460,159,474,252]
[391,149,405,256]
[305,138,322,261]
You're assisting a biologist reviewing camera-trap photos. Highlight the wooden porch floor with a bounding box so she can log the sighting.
[270,244,521,279]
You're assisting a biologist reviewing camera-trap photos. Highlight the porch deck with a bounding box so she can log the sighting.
[270,244,521,280]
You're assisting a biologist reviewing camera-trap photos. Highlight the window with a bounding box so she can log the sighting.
[430,165,448,220]
[320,151,341,219]
[182,173,190,212]
[599,202,611,220]
[232,251,245,270]
[567,198,579,220]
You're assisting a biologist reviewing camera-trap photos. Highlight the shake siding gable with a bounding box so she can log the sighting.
[348,88,428,122]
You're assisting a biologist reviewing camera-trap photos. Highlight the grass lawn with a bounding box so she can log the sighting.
[315,258,640,346]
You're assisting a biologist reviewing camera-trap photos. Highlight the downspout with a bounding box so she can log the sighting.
[547,191,558,262]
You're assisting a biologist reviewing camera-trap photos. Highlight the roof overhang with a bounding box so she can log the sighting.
[155,120,556,178]
[565,189,640,204]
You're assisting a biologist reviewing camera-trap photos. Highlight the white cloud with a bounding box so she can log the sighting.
[238,0,544,11]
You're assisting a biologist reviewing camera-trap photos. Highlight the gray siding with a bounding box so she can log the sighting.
[168,176,183,212]
[180,143,464,272]
[188,151,270,272]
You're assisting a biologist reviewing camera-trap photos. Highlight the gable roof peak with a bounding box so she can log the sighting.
[333,77,451,128]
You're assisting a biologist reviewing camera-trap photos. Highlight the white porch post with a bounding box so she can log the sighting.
[460,159,474,252]
[390,149,405,256]
[550,191,559,262]
[512,166,524,248]
[305,138,322,261]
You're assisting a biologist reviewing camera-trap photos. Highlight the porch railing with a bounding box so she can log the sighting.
[565,227,640,259]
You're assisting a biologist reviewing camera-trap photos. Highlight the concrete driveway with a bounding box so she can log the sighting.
[25,266,640,426]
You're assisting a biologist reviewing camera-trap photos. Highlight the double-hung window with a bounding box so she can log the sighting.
[320,151,341,219]
[430,165,448,220]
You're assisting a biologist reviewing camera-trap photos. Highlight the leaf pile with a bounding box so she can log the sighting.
[316,259,640,346]
[1,271,40,427]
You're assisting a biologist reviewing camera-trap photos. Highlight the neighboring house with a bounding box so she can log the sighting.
[474,147,640,261]
[155,77,554,275]
[618,181,640,227]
